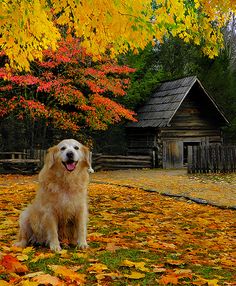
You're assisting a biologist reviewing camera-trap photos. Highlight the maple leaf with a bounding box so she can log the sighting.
[105,242,120,252]
[121,260,150,272]
[87,263,108,273]
[0,280,10,286]
[31,253,55,263]
[22,247,35,254]
[16,254,29,261]
[20,281,39,286]
[32,273,62,286]
[166,259,185,266]
[124,271,145,279]
[147,241,177,250]
[1,254,28,273]
[95,273,122,284]
[49,265,86,283]
[159,273,179,285]
[205,279,220,286]
[153,266,167,273]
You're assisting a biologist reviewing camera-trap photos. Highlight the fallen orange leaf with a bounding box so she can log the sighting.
[106,242,120,252]
[1,254,28,273]
[159,274,179,285]
[32,273,62,285]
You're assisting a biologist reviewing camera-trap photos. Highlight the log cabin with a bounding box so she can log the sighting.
[126,76,229,168]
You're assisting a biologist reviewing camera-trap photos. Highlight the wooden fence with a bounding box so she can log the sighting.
[23,151,153,171]
[24,149,47,168]
[92,153,153,171]
[0,149,46,173]
[188,145,236,173]
[0,150,153,173]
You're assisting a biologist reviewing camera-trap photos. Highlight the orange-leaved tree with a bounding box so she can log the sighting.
[0,0,235,71]
[0,38,136,132]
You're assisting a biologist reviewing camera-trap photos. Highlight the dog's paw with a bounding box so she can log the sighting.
[13,240,27,248]
[77,241,88,249]
[50,242,61,252]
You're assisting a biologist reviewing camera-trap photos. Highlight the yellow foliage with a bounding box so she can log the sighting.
[0,0,235,69]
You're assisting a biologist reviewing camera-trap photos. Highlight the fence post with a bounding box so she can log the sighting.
[152,150,156,168]
[187,146,193,173]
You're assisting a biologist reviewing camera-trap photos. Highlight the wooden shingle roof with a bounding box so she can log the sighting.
[127,76,228,128]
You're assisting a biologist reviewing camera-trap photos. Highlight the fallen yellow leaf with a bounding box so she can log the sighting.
[207,279,219,286]
[0,280,10,286]
[31,253,55,263]
[121,259,149,272]
[124,271,145,279]
[20,281,38,286]
[87,263,108,273]
[17,254,29,261]
[49,265,86,283]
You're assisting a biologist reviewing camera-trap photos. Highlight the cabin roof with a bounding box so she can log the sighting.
[127,76,229,128]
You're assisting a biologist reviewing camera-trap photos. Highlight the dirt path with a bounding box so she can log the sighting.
[91,169,236,209]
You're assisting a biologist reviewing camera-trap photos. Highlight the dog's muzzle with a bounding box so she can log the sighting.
[63,151,78,171]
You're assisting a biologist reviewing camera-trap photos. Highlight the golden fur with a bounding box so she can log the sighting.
[14,139,93,251]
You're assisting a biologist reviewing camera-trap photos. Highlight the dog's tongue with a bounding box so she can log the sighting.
[66,162,76,171]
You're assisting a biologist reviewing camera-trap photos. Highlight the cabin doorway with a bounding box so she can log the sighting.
[183,142,200,165]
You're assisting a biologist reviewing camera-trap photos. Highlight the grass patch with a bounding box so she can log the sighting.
[192,265,234,281]
[98,248,162,271]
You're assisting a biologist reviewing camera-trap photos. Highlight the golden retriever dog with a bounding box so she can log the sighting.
[14,139,93,251]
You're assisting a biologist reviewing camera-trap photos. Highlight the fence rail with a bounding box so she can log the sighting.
[188,145,236,173]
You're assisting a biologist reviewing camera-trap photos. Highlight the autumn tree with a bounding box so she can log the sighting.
[0,37,136,136]
[0,0,235,71]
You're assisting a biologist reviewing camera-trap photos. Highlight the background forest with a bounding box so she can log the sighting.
[1,15,236,154]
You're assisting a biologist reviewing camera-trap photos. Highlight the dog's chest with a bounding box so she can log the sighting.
[54,191,85,218]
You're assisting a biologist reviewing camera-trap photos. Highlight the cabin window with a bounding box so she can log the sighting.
[183,142,200,165]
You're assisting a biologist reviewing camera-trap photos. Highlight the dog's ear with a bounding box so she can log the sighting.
[44,145,59,169]
[81,146,94,173]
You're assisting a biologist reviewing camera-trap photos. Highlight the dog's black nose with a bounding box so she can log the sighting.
[66,151,74,159]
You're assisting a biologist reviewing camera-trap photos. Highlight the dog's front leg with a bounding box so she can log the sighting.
[75,205,88,249]
[43,215,61,252]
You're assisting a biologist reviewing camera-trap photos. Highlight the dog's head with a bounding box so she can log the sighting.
[45,139,94,173]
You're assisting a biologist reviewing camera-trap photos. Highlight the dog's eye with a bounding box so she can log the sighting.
[60,146,66,151]
[74,146,79,150]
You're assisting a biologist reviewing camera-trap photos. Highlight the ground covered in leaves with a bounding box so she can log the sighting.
[92,169,236,209]
[0,174,235,285]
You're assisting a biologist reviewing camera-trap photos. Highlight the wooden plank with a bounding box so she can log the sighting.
[99,164,152,170]
[94,155,151,160]
[127,148,153,154]
[94,160,151,165]
[0,159,40,163]
[0,152,27,159]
